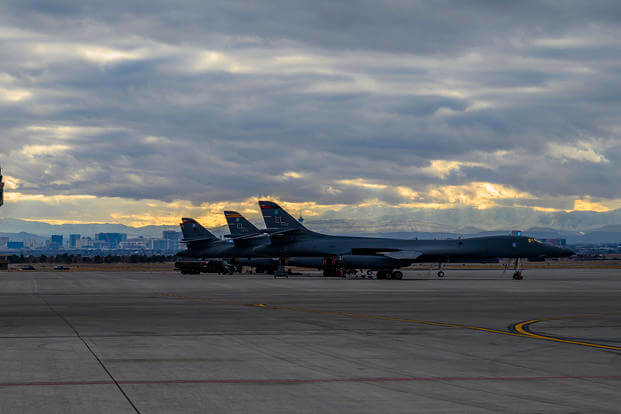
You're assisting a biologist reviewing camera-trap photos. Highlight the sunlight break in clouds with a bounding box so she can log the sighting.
[573,198,611,213]
[547,141,609,164]
[20,144,71,158]
[421,160,484,179]
[427,182,534,210]
[0,87,31,102]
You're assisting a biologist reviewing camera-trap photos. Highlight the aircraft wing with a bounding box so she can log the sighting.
[230,233,267,247]
[180,236,215,244]
[229,233,266,241]
[350,247,423,261]
[380,250,423,260]
[267,228,302,238]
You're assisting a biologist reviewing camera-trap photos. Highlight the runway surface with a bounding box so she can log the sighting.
[0,268,619,413]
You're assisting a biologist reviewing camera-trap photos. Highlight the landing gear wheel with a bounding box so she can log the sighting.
[385,272,393,280]
[376,271,386,280]
[437,271,445,278]
[392,271,403,280]
[512,271,523,280]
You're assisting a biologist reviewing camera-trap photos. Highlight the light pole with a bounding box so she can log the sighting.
[0,167,4,207]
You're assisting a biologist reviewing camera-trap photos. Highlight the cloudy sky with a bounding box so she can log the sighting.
[1,1,620,229]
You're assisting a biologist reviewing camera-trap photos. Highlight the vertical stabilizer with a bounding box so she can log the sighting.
[224,211,262,237]
[179,218,217,242]
[258,201,308,232]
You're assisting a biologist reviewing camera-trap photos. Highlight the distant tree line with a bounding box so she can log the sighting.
[6,254,176,264]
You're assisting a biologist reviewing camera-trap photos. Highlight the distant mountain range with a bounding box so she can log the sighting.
[300,206,621,244]
[0,217,179,239]
[1,206,621,244]
[307,205,621,234]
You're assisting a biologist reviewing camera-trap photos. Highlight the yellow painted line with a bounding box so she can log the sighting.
[160,293,621,351]
[513,320,621,351]
[466,326,525,338]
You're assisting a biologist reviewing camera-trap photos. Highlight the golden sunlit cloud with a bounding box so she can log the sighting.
[396,186,420,200]
[25,125,123,140]
[2,175,21,190]
[338,178,388,189]
[3,181,621,229]
[531,206,564,213]
[6,192,96,202]
[279,171,303,179]
[190,50,252,73]
[0,87,31,102]
[20,144,71,157]
[80,47,143,64]
[421,160,483,178]
[427,182,534,209]
[573,198,611,212]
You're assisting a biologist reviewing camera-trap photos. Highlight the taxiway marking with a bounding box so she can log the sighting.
[159,293,621,351]
[513,319,621,351]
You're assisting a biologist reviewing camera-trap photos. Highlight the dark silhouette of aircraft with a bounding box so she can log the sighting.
[254,201,574,279]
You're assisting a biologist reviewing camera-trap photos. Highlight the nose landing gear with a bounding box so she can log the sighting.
[512,258,523,280]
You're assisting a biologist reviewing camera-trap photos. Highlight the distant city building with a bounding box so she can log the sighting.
[119,238,147,250]
[95,233,127,248]
[0,237,8,249]
[163,231,181,241]
[76,237,93,249]
[7,241,24,249]
[162,231,182,250]
[50,235,63,249]
[69,234,81,248]
[149,239,169,250]
[24,239,40,249]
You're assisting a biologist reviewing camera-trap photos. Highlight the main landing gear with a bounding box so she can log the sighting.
[512,258,523,280]
[437,262,445,278]
[376,270,403,280]
[274,258,289,278]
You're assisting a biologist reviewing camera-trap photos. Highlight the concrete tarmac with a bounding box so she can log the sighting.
[0,268,619,413]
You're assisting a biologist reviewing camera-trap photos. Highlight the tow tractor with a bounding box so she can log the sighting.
[174,260,236,275]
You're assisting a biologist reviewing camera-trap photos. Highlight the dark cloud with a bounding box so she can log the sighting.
[0,0,620,218]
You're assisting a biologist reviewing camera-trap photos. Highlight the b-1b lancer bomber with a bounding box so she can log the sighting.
[177,201,574,279]
[176,218,278,274]
[224,210,413,277]
[253,201,574,279]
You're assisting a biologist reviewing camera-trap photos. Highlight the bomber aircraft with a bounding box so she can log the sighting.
[253,201,574,279]
[178,217,277,272]
[224,210,414,277]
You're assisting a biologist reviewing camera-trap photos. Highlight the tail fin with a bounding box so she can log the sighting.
[180,218,217,242]
[224,211,261,237]
[258,201,308,232]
